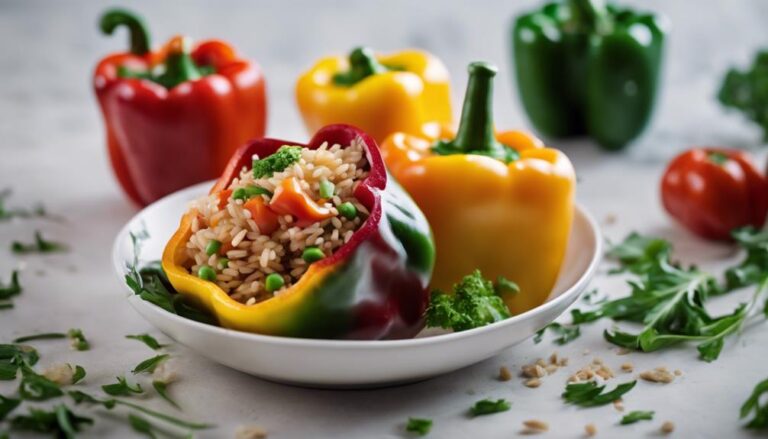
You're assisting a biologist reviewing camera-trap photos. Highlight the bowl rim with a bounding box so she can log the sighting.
[113,182,602,351]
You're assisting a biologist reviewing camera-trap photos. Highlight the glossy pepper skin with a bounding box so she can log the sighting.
[296,47,452,144]
[512,0,666,150]
[162,125,435,340]
[94,9,267,206]
[661,148,768,241]
[381,62,575,314]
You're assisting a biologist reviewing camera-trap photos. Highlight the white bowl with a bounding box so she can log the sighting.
[112,181,601,388]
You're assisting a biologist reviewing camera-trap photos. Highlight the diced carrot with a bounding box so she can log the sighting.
[218,189,233,210]
[243,197,280,235]
[269,177,334,226]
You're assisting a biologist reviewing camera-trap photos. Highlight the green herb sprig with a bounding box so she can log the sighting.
[427,270,515,331]
[125,334,166,351]
[405,417,432,436]
[0,271,21,309]
[469,398,511,416]
[562,381,637,407]
[132,354,169,375]
[11,231,67,254]
[102,376,143,397]
[620,410,654,425]
[10,405,92,438]
[533,322,581,345]
[741,378,768,429]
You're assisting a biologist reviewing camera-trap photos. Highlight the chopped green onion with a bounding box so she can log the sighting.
[338,202,357,220]
[319,179,335,198]
[302,247,325,263]
[265,274,284,292]
[205,240,221,256]
[198,266,216,281]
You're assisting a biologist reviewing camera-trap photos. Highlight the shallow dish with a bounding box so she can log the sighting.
[112,181,601,388]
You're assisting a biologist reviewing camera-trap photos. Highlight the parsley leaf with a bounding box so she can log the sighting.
[740,377,768,429]
[252,145,303,178]
[71,365,86,385]
[132,354,169,374]
[0,270,21,301]
[533,322,580,345]
[67,329,89,351]
[152,381,180,409]
[719,51,768,141]
[426,270,513,331]
[562,381,637,407]
[620,410,654,425]
[0,189,51,222]
[726,227,768,290]
[406,417,433,436]
[18,365,64,401]
[469,399,511,416]
[102,376,143,396]
[11,230,67,254]
[0,395,20,421]
[126,334,166,351]
[0,344,39,380]
[10,405,93,438]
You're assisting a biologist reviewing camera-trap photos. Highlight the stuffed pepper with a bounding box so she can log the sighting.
[381,62,575,314]
[296,47,452,144]
[162,125,435,339]
[94,9,267,206]
[512,0,666,150]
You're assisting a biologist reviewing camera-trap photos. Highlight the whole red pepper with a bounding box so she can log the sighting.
[94,9,267,206]
[661,148,768,241]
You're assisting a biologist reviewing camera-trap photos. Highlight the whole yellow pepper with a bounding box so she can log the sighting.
[295,47,452,144]
[380,62,576,314]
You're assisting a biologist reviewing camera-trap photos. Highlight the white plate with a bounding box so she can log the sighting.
[112,181,601,388]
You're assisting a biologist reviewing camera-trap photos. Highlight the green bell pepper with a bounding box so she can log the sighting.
[511,0,667,150]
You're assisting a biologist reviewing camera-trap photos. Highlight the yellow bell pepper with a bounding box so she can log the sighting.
[295,47,452,144]
[380,62,576,314]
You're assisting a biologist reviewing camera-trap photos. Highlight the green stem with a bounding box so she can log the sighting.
[155,37,204,89]
[567,0,613,34]
[332,47,390,86]
[99,9,151,55]
[432,62,516,162]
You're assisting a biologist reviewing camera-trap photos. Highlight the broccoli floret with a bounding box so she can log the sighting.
[252,146,302,179]
[426,270,514,332]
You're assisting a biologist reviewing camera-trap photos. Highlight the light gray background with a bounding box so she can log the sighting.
[2,0,768,438]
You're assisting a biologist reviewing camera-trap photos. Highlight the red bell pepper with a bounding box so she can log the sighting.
[660,148,768,241]
[94,9,267,206]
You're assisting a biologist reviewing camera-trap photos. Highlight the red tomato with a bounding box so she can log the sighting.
[660,148,768,241]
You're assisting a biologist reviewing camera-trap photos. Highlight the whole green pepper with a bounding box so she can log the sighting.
[511,0,667,150]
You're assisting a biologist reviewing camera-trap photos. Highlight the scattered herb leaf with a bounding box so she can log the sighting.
[67,329,89,351]
[10,405,92,438]
[620,410,654,425]
[13,332,66,343]
[562,380,637,407]
[0,395,20,421]
[0,271,21,302]
[102,376,143,396]
[427,270,512,331]
[132,354,169,375]
[152,381,180,410]
[11,230,67,254]
[469,398,511,416]
[741,377,768,429]
[581,288,607,305]
[0,189,51,222]
[18,365,64,401]
[71,365,86,384]
[719,51,768,141]
[406,417,433,436]
[126,334,166,351]
[533,322,581,345]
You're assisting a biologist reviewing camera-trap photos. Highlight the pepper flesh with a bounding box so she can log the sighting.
[660,148,768,241]
[381,62,575,314]
[162,125,435,339]
[296,47,452,144]
[94,9,267,206]
[512,0,666,150]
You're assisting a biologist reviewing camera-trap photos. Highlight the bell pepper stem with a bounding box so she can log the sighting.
[155,36,204,89]
[333,47,390,86]
[567,0,613,34]
[432,62,516,162]
[99,9,151,56]
[451,62,499,154]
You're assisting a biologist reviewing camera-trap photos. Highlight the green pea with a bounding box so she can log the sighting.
[265,273,285,292]
[218,258,229,269]
[319,179,335,198]
[338,202,357,219]
[302,246,325,263]
[198,265,216,281]
[245,185,272,197]
[205,239,222,256]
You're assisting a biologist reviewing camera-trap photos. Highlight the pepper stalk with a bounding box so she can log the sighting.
[333,47,394,86]
[99,9,151,55]
[155,36,206,89]
[432,62,518,163]
[567,0,614,35]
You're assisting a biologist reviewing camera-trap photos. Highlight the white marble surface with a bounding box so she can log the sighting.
[2,0,768,438]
